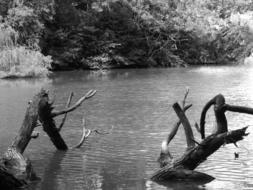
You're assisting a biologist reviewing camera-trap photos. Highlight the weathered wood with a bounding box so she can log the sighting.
[0,88,96,188]
[10,90,44,154]
[0,166,25,190]
[58,92,74,132]
[225,104,253,114]
[38,93,68,150]
[158,89,192,167]
[151,127,248,181]
[0,90,45,184]
[51,90,96,117]
[153,93,251,182]
[173,103,195,149]
[200,94,227,139]
[200,94,253,139]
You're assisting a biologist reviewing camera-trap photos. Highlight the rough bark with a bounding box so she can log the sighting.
[200,94,253,139]
[158,89,192,167]
[0,90,46,188]
[153,93,250,182]
[173,103,195,149]
[0,89,96,188]
[38,94,68,150]
[0,166,26,190]
[151,127,248,181]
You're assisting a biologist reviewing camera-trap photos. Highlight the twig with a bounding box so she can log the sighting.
[58,92,74,132]
[182,87,189,108]
[73,118,114,149]
[72,117,91,149]
[51,90,96,117]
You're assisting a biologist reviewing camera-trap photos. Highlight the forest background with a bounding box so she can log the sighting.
[1,0,253,76]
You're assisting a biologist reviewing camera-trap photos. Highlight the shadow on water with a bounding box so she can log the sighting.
[30,151,66,190]
[157,180,209,190]
[153,170,214,190]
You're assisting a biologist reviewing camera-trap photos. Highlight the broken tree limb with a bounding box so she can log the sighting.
[225,104,253,114]
[158,89,193,167]
[10,91,44,154]
[38,92,68,150]
[0,88,96,188]
[72,117,91,149]
[200,94,253,139]
[51,90,96,117]
[72,116,114,149]
[58,92,74,132]
[0,90,46,186]
[153,93,251,182]
[173,103,195,149]
[151,127,249,181]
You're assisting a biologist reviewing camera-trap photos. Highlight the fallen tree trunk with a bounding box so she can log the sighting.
[0,166,26,190]
[0,89,96,189]
[152,93,250,182]
[152,126,248,181]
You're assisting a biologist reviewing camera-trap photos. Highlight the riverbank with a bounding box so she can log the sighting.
[1,1,253,73]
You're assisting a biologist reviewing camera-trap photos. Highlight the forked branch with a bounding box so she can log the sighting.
[51,90,96,117]
[73,117,91,149]
[73,116,114,149]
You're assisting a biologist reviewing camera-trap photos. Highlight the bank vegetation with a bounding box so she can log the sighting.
[1,0,253,73]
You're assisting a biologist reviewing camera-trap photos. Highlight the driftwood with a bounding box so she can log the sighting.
[0,89,96,189]
[152,92,250,182]
[200,94,253,139]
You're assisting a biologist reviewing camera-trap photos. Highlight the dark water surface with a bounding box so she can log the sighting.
[0,66,253,190]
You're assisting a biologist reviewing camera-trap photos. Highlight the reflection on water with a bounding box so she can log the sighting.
[0,66,253,190]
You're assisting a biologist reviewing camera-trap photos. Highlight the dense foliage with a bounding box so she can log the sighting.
[1,0,253,71]
[0,1,51,78]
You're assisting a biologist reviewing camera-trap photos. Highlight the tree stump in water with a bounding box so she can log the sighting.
[0,89,96,189]
[152,92,250,182]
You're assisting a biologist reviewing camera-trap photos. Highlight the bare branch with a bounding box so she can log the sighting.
[182,87,189,108]
[225,104,253,114]
[72,117,91,149]
[72,118,114,149]
[51,90,96,117]
[200,95,216,139]
[58,92,74,132]
[173,103,195,149]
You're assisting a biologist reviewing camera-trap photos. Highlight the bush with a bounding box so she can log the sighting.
[0,4,52,78]
[0,46,51,78]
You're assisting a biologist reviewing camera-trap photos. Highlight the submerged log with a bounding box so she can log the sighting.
[151,126,248,181]
[152,93,250,182]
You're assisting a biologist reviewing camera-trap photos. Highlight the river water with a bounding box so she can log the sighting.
[0,66,253,190]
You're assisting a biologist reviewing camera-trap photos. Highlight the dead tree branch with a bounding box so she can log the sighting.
[173,103,195,149]
[51,90,96,117]
[153,92,250,182]
[158,89,192,167]
[58,92,74,132]
[0,88,96,188]
[200,94,253,139]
